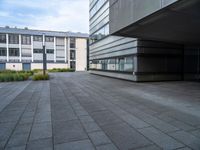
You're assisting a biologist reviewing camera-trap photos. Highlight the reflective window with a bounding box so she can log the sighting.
[70,50,76,60]
[22,35,31,45]
[47,49,54,54]
[0,48,6,56]
[33,36,42,42]
[9,34,19,44]
[90,0,107,18]
[90,56,134,73]
[70,38,76,48]
[45,36,54,42]
[9,48,19,56]
[0,34,6,43]
[90,24,109,44]
[33,49,43,53]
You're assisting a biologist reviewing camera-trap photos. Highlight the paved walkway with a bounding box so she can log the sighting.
[0,72,200,150]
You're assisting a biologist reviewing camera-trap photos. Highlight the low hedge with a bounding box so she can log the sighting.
[32,74,49,81]
[0,73,31,82]
[48,68,75,73]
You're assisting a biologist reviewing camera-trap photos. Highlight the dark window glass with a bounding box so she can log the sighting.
[22,35,31,45]
[33,49,43,53]
[70,50,76,60]
[70,38,76,48]
[90,24,109,44]
[0,48,7,56]
[90,0,107,18]
[9,34,19,44]
[33,36,42,42]
[9,48,19,56]
[47,49,54,54]
[45,36,54,42]
[0,34,6,43]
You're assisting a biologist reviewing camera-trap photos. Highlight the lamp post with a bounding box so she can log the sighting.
[42,33,47,75]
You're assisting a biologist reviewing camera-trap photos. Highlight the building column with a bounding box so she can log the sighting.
[19,34,22,62]
[31,36,34,62]
[6,34,9,62]
[54,37,56,63]
[64,37,67,63]
[68,38,70,67]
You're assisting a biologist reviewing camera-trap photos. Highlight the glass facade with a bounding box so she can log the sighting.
[89,0,136,74]
[33,35,43,42]
[70,38,76,48]
[90,56,134,73]
[45,36,54,42]
[0,34,6,43]
[9,34,19,44]
[0,48,6,56]
[9,48,19,56]
[22,35,31,45]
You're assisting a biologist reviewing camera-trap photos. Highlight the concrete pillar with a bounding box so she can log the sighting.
[31,35,34,62]
[6,34,9,62]
[54,37,56,62]
[19,35,22,62]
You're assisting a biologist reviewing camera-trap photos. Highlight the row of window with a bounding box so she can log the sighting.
[90,0,107,18]
[0,34,76,47]
[90,56,134,72]
[90,24,109,44]
[0,48,55,56]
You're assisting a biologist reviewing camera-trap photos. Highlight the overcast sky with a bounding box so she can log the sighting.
[0,0,89,33]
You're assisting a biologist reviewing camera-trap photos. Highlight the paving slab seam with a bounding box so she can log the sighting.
[56,76,117,149]
[3,82,37,149]
[76,77,187,150]
[56,78,98,150]
[25,82,45,150]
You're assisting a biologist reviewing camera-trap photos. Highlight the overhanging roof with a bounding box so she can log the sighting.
[111,0,200,45]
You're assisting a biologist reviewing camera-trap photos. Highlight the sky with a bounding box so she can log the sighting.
[0,0,89,33]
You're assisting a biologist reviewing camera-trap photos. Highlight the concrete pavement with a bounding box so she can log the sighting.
[0,72,200,150]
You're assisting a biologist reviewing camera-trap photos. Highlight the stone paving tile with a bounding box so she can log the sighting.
[54,140,95,150]
[53,120,88,144]
[29,122,52,141]
[88,131,112,146]
[135,145,161,150]
[190,128,200,138]
[90,110,123,127]
[169,130,200,150]
[102,122,152,150]
[26,138,53,150]
[6,132,29,148]
[82,122,101,133]
[96,143,119,150]
[138,127,184,150]
[5,145,26,150]
[1,73,200,150]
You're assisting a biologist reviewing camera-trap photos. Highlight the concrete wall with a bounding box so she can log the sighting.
[6,63,22,71]
[76,38,87,71]
[109,0,178,34]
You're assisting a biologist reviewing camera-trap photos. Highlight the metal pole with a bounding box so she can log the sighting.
[43,45,46,75]
[42,34,46,75]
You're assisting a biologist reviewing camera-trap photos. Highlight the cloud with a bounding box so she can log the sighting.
[0,0,89,33]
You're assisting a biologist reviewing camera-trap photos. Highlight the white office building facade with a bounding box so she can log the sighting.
[0,27,88,71]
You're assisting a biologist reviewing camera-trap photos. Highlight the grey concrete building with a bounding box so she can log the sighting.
[0,27,88,71]
[89,0,200,81]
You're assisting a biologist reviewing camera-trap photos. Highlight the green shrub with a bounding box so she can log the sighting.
[33,69,43,73]
[48,68,75,72]
[32,74,49,81]
[0,70,33,82]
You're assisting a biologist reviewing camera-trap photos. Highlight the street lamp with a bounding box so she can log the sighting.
[42,33,47,75]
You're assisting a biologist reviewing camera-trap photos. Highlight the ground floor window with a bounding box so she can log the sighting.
[90,55,134,73]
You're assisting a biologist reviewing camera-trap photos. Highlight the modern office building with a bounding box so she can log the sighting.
[0,27,88,71]
[89,0,200,81]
